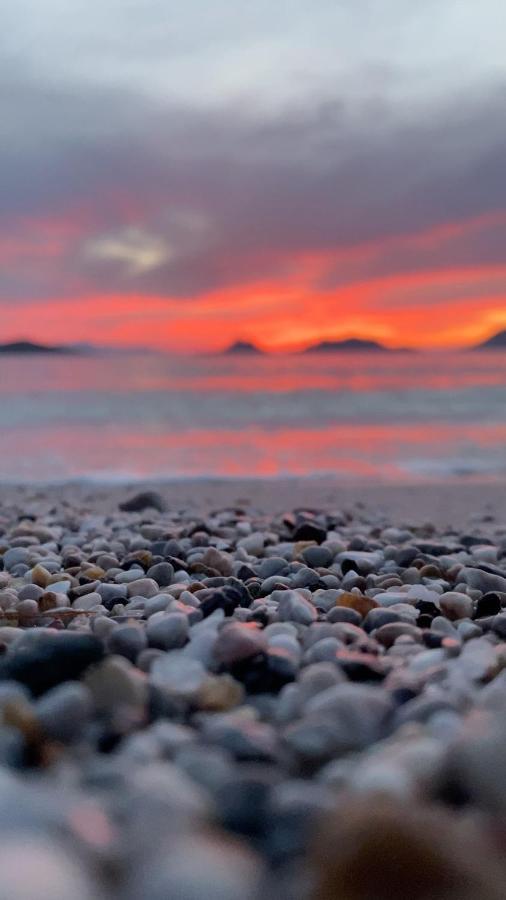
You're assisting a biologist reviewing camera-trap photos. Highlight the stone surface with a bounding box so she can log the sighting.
[0,492,504,897]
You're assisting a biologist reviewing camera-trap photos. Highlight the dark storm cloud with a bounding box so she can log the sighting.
[1,59,506,302]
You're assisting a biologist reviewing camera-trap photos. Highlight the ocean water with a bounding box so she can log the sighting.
[0,350,505,483]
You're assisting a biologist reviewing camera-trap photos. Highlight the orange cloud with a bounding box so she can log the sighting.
[1,266,505,351]
[2,207,506,351]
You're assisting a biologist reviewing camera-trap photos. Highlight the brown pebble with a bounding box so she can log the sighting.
[375,623,423,648]
[196,674,244,711]
[337,592,378,617]
[311,798,505,900]
[31,564,51,588]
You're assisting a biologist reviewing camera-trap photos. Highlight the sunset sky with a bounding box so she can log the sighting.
[2,0,506,351]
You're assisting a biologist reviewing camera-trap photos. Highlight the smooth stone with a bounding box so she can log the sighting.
[85,656,147,713]
[96,583,128,607]
[2,548,30,570]
[72,592,103,611]
[439,592,473,620]
[471,545,499,562]
[137,648,164,672]
[408,648,447,672]
[293,567,321,589]
[214,622,267,666]
[127,578,159,599]
[336,592,377,617]
[406,584,441,604]
[0,625,24,646]
[147,562,174,587]
[293,521,327,544]
[125,833,262,900]
[151,654,207,701]
[17,584,44,602]
[457,621,483,641]
[375,622,423,648]
[285,684,393,762]
[108,624,148,661]
[0,633,104,696]
[92,616,118,640]
[35,682,93,743]
[335,650,390,682]
[491,613,506,639]
[454,637,496,681]
[17,599,39,624]
[475,593,502,618]
[175,744,235,792]
[144,594,171,617]
[374,592,413,608]
[431,616,460,637]
[196,674,244,711]
[146,612,189,650]
[119,490,166,512]
[201,548,234,576]
[461,567,506,594]
[237,532,265,556]
[326,607,363,625]
[257,558,288,579]
[304,637,342,664]
[0,838,101,900]
[363,609,402,632]
[114,569,145,584]
[302,546,333,568]
[305,587,339,614]
[299,662,346,705]
[200,716,278,762]
[268,634,301,661]
[273,590,317,625]
[47,580,71,595]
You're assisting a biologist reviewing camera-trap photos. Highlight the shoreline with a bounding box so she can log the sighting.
[1,477,505,527]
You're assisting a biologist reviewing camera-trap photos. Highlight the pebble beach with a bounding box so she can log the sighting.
[1,479,506,899]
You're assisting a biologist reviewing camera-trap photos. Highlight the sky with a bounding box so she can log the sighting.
[1,0,506,351]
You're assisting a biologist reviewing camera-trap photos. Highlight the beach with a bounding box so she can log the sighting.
[0,477,506,898]
[3,476,506,523]
[4,1,506,895]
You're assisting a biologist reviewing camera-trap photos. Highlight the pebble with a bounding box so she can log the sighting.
[0,495,503,897]
[439,592,474,620]
[119,490,166,512]
[108,624,148,661]
[35,682,93,743]
[127,578,159,599]
[302,546,333,568]
[147,562,174,587]
[146,613,189,650]
[274,590,317,625]
[213,622,267,666]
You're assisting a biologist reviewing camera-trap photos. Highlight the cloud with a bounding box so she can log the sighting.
[1,61,506,304]
[0,1,506,349]
[83,228,173,277]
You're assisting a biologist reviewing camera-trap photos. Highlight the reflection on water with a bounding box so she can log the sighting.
[0,351,505,482]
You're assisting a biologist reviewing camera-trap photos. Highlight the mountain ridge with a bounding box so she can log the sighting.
[474,330,506,350]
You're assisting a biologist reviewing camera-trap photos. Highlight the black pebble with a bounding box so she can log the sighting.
[292,522,327,544]
[0,634,104,697]
[474,592,501,618]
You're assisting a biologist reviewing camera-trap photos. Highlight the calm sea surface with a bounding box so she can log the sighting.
[0,351,505,483]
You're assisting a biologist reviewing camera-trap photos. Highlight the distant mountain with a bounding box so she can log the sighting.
[0,340,75,354]
[474,330,506,350]
[223,341,264,355]
[0,340,159,356]
[302,338,390,353]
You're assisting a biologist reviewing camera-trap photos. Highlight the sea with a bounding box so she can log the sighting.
[0,350,505,484]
